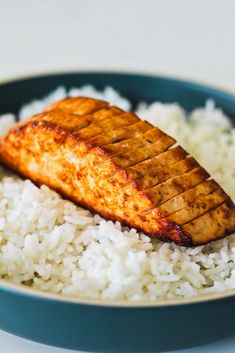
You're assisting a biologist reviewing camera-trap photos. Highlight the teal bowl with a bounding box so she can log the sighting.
[1,72,235,352]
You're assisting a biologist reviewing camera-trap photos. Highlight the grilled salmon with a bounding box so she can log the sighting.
[0,96,234,246]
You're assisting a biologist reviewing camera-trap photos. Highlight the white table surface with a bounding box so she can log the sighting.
[1,0,235,352]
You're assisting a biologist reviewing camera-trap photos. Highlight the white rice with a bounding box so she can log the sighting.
[0,85,235,301]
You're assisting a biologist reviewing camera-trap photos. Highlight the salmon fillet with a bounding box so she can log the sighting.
[0,96,234,246]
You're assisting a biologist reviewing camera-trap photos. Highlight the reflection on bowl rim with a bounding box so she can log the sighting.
[0,70,235,308]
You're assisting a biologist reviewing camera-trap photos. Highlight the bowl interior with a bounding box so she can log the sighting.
[1,71,235,307]
[1,72,235,121]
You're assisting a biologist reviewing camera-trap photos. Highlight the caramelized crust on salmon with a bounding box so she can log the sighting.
[0,97,235,246]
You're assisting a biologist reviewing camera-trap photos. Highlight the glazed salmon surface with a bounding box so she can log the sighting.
[0,96,235,246]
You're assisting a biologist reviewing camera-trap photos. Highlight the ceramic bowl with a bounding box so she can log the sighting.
[0,72,235,352]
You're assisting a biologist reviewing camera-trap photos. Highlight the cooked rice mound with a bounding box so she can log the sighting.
[0,86,235,301]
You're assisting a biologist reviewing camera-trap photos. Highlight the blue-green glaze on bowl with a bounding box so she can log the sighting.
[0,72,235,352]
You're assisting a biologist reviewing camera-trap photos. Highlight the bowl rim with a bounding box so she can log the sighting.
[0,67,235,95]
[1,69,235,308]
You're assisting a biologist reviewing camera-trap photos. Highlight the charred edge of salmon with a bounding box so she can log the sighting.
[138,207,193,245]
[157,219,193,246]
[122,219,193,246]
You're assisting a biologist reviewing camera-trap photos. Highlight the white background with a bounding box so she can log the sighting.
[0,0,235,352]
